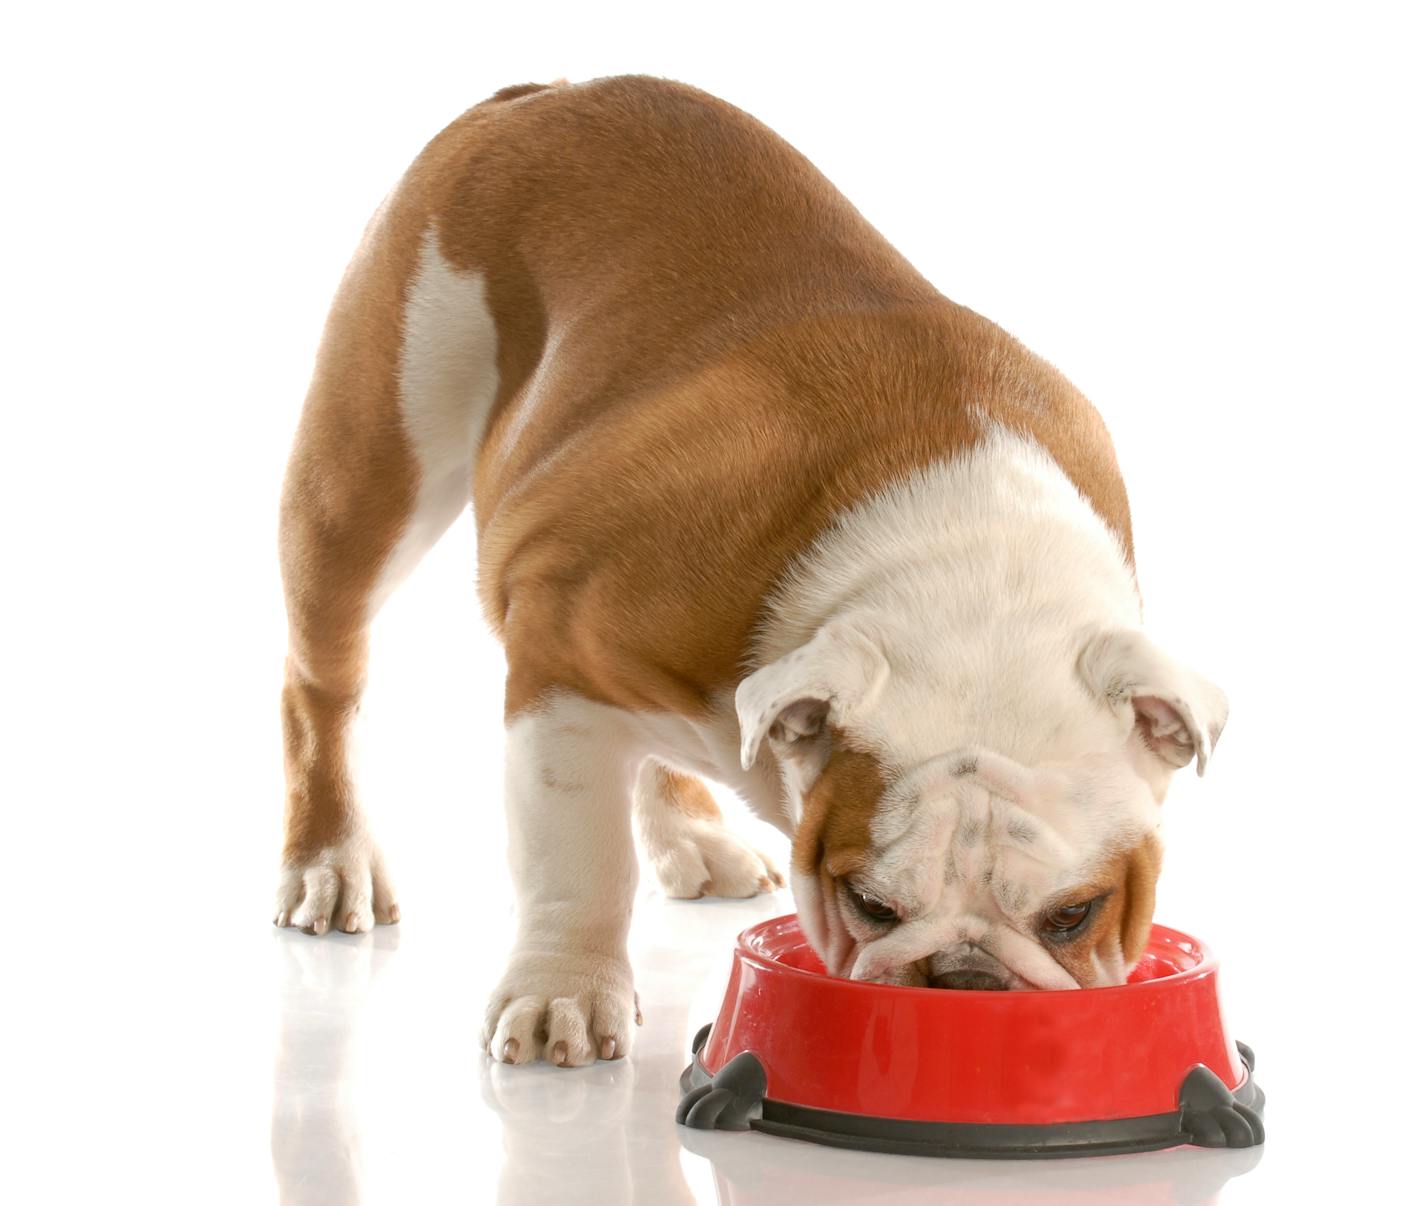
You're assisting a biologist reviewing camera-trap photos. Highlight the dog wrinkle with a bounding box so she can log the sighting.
[1006,816,1038,844]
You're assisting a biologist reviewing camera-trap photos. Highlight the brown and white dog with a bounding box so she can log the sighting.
[275,76,1227,1067]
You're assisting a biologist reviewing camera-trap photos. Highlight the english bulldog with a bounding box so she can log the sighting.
[275,76,1227,1067]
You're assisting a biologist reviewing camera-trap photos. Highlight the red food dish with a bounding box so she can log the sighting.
[677,914,1265,1158]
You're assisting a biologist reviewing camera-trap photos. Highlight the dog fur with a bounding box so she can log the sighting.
[275,75,1226,1066]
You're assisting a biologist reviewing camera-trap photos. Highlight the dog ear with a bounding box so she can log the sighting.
[1078,630,1229,777]
[735,617,890,772]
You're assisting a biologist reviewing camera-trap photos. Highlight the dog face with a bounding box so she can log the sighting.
[736,617,1226,989]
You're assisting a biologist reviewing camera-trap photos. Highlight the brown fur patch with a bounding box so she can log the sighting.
[277,168,430,859]
[384,75,1134,719]
[790,741,889,881]
[279,675,359,859]
[652,763,722,822]
[1116,831,1165,970]
[1046,833,1164,985]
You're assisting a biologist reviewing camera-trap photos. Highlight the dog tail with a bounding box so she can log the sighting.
[485,78,569,105]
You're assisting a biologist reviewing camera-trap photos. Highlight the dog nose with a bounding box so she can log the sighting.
[933,969,1009,991]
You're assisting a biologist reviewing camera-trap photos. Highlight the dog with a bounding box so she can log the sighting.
[275,75,1227,1067]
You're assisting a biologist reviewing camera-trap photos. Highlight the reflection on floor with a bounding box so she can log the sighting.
[269,891,1262,1205]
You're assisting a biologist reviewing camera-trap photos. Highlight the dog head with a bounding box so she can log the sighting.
[735,616,1226,989]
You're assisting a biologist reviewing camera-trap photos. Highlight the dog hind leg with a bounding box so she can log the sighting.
[275,203,499,935]
[633,760,784,899]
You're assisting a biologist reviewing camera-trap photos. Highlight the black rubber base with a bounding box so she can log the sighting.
[677,1024,1265,1159]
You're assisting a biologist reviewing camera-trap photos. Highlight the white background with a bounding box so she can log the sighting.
[4,2,1421,1202]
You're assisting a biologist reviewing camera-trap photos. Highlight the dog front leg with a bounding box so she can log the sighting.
[483,692,642,1067]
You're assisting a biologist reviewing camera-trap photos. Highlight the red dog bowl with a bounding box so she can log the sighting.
[677,914,1264,1158]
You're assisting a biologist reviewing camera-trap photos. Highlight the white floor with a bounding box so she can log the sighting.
[0,876,1368,1204]
[260,895,1277,1206]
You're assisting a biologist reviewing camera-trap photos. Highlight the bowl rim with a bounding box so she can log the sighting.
[734,914,1220,999]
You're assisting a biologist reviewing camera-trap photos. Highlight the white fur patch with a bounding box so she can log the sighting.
[738,427,1188,987]
[370,225,500,614]
[486,694,643,1066]
[751,426,1143,769]
[486,697,787,1063]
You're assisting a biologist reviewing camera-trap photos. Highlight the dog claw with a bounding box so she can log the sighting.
[551,1040,569,1066]
[600,1036,616,1060]
[312,917,329,935]
[502,1039,519,1064]
[387,903,401,924]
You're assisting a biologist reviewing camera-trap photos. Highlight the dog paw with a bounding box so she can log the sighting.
[482,948,638,1068]
[648,818,785,900]
[273,832,398,935]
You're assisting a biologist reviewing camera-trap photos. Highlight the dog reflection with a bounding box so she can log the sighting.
[479,1015,698,1206]
[270,929,394,1204]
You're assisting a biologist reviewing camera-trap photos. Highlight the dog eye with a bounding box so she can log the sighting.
[848,885,897,923]
[1043,901,1092,934]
